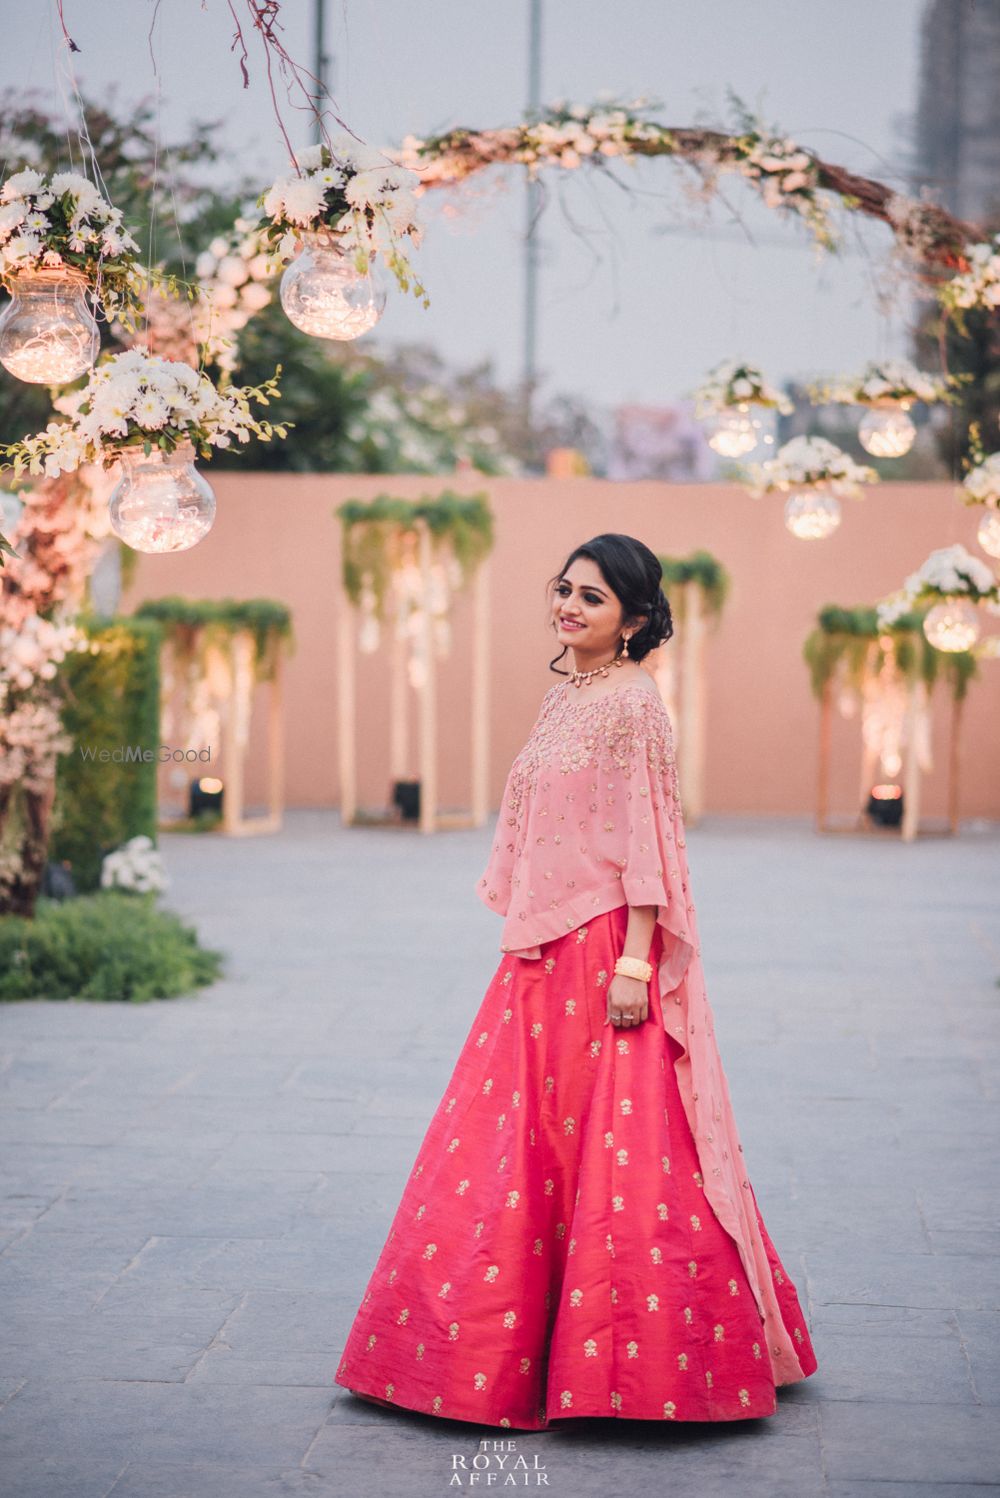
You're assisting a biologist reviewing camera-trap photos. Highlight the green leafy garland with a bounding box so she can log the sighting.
[802,604,978,702]
[338,490,494,615]
[132,597,294,682]
[658,550,730,620]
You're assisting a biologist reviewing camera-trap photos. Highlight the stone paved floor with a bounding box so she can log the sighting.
[1,810,999,1498]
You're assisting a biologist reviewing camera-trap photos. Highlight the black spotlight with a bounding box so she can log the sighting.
[190,776,224,817]
[392,779,421,822]
[866,783,903,828]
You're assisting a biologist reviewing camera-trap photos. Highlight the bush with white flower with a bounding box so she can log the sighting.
[746,435,878,496]
[693,359,792,417]
[876,544,1000,629]
[0,613,87,693]
[192,217,275,371]
[939,233,1000,316]
[0,348,288,479]
[961,452,1000,511]
[259,139,424,299]
[0,167,142,315]
[100,834,170,895]
[811,358,953,408]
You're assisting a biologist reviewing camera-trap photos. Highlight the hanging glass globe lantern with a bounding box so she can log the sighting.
[922,598,980,652]
[279,232,387,340]
[857,404,916,458]
[0,269,99,384]
[783,487,842,540]
[107,444,216,554]
[975,509,1000,560]
[707,405,760,458]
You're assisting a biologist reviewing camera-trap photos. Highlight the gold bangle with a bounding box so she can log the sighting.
[613,955,653,984]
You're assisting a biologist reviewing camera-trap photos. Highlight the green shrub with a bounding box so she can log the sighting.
[0,892,224,1002]
[51,616,162,892]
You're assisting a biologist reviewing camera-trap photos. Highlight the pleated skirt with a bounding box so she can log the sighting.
[334,905,817,1428]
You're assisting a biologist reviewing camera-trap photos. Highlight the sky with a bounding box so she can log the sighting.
[1,0,925,411]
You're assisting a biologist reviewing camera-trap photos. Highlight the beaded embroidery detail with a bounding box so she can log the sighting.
[503,683,680,821]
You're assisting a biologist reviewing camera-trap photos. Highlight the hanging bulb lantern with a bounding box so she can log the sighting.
[975,510,1000,560]
[108,444,216,554]
[858,405,916,458]
[0,269,99,384]
[707,405,760,458]
[783,488,842,540]
[922,598,980,652]
[279,233,387,340]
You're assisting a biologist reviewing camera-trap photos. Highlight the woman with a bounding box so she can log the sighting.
[334,532,817,1428]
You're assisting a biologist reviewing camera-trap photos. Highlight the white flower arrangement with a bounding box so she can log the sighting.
[876,543,1000,629]
[960,452,1000,511]
[0,167,142,313]
[0,613,87,693]
[100,834,169,895]
[0,348,288,479]
[939,233,1000,315]
[747,435,878,497]
[259,139,424,299]
[693,359,793,417]
[811,359,952,407]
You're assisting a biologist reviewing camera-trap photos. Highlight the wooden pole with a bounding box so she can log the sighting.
[417,522,438,833]
[470,556,491,826]
[389,600,409,784]
[679,581,706,823]
[947,690,963,835]
[817,678,832,833]
[900,680,925,843]
[337,582,357,827]
[267,645,285,828]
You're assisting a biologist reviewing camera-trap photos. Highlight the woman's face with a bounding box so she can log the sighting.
[551,555,629,659]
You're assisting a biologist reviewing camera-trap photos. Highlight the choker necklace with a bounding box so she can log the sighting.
[569,653,625,688]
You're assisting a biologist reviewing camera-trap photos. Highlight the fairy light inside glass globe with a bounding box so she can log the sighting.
[922,598,980,652]
[783,489,842,540]
[707,405,760,458]
[279,238,387,341]
[0,270,99,384]
[108,446,216,554]
[858,406,916,458]
[976,509,1000,560]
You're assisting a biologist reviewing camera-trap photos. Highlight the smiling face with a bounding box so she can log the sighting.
[551,555,639,665]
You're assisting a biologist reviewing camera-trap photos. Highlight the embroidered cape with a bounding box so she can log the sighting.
[476,679,808,1385]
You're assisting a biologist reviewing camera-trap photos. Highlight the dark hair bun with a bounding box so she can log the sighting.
[627,586,673,662]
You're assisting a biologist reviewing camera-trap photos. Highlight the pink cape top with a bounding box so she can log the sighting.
[476,679,808,1384]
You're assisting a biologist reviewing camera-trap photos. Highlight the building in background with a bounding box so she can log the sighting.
[917,0,1000,222]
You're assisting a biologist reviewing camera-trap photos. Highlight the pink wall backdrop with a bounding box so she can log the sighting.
[123,475,1000,821]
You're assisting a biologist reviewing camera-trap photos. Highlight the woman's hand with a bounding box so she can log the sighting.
[606,972,649,1028]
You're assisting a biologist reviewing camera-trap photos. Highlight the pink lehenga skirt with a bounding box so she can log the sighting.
[334,905,817,1428]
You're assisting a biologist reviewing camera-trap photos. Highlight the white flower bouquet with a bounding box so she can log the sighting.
[259,139,424,298]
[812,359,952,408]
[939,234,1000,315]
[100,834,169,895]
[693,359,792,417]
[876,544,1000,629]
[961,452,1000,510]
[0,168,141,313]
[0,348,288,479]
[747,435,878,497]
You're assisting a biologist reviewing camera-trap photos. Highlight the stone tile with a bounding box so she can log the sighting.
[819,1401,1000,1484]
